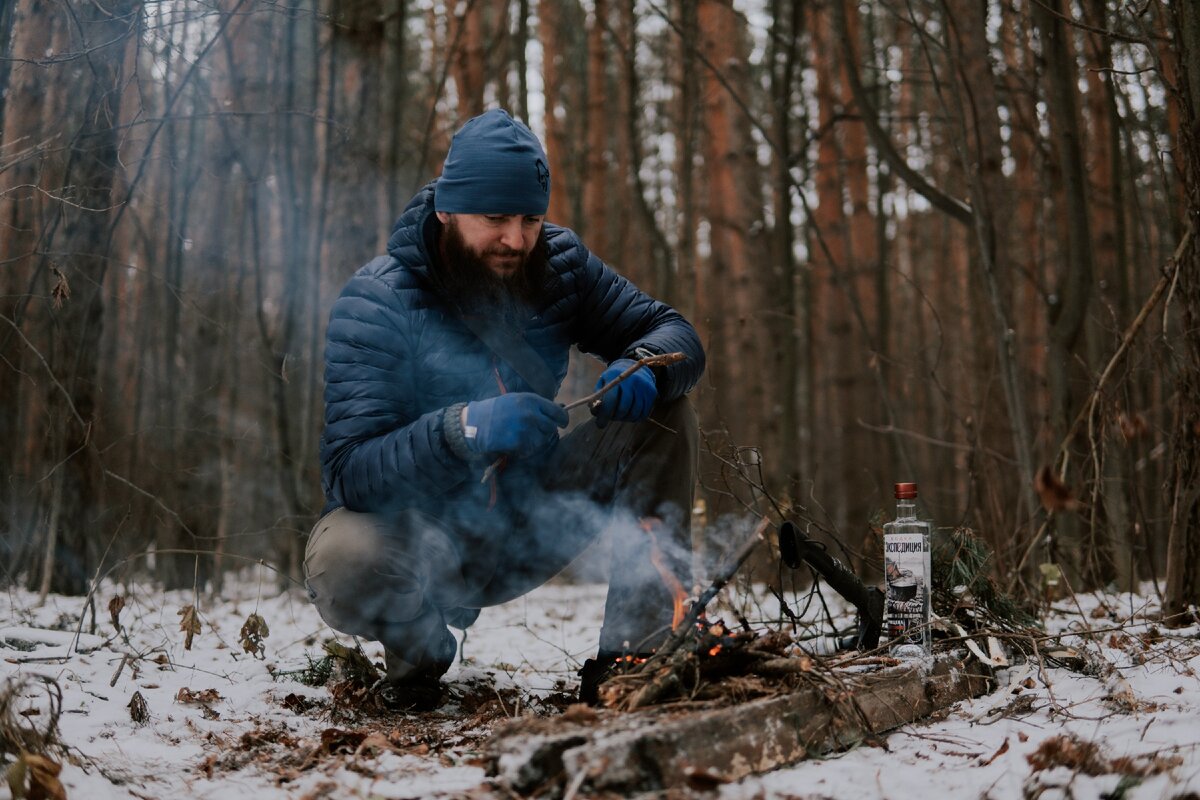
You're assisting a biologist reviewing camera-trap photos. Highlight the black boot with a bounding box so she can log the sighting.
[376,627,457,712]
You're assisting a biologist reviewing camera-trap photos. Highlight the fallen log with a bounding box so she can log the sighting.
[486,652,993,797]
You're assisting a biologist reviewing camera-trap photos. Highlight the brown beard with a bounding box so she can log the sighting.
[435,217,551,322]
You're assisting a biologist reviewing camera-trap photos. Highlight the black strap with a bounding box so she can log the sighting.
[456,313,558,398]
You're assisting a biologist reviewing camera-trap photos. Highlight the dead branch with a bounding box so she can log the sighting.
[482,351,687,483]
[1055,227,1193,468]
[613,517,768,711]
[562,351,687,412]
[0,675,63,758]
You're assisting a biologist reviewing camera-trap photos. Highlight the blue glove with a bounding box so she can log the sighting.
[591,358,657,428]
[463,393,569,458]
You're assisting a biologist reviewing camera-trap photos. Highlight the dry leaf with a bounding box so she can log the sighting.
[49,267,70,311]
[21,753,65,800]
[560,703,598,724]
[239,613,270,659]
[108,595,126,631]
[128,690,149,725]
[1116,412,1149,442]
[1034,465,1081,512]
[320,728,367,755]
[178,604,201,650]
[357,732,397,754]
[176,687,222,704]
[6,756,26,800]
[979,737,1010,766]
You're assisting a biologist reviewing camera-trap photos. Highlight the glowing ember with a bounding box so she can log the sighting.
[708,645,722,657]
[641,517,689,629]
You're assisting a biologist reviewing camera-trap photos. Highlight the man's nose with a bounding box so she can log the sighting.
[497,219,524,250]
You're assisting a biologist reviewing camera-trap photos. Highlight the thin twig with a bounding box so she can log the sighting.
[480,352,686,483]
[562,351,686,412]
[1055,228,1192,469]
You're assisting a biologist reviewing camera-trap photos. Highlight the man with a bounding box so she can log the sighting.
[305,109,705,710]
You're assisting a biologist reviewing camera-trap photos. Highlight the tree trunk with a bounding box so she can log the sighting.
[943,0,1038,562]
[1032,0,1096,590]
[39,0,142,594]
[672,0,700,322]
[1164,0,1200,624]
[582,0,609,253]
[449,0,486,119]
[0,0,67,571]
[538,0,572,226]
[768,0,802,496]
[809,3,851,534]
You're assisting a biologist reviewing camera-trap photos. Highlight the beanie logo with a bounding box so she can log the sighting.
[535,159,550,193]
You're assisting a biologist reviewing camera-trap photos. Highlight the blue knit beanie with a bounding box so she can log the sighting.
[435,109,551,215]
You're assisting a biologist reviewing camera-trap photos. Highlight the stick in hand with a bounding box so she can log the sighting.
[480,351,687,484]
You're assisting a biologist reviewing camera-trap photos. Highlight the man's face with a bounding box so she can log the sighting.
[435,212,544,276]
[435,210,551,313]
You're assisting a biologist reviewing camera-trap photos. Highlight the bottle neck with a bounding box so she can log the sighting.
[895,499,916,520]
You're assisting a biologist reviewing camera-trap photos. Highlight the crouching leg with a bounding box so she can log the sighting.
[303,507,475,708]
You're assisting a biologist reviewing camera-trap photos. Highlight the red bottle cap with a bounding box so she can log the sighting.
[894,482,918,499]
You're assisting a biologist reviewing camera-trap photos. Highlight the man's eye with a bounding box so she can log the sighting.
[485,216,505,223]
[524,216,543,225]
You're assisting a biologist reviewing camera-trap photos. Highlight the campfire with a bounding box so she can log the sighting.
[596,517,788,710]
[482,522,1021,796]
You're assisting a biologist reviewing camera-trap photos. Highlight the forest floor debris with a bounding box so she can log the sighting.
[1,575,1198,799]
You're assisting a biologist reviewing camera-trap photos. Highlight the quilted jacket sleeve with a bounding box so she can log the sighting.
[567,233,705,400]
[319,271,470,513]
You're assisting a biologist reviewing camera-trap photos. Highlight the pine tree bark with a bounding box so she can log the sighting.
[809,3,850,533]
[1164,0,1200,623]
[582,0,609,253]
[943,0,1039,560]
[538,0,572,226]
[449,0,486,119]
[36,0,142,594]
[673,0,700,322]
[1032,0,1096,589]
[697,0,768,469]
[0,0,68,559]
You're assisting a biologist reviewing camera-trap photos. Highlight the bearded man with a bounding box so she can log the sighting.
[305,109,705,710]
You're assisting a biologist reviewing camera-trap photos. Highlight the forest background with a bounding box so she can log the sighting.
[2,0,1199,620]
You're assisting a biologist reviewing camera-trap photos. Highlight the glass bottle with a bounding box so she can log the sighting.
[883,482,932,658]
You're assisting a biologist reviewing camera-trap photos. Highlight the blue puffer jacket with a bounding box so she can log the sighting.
[319,183,705,519]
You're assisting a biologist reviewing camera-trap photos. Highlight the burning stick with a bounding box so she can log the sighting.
[481,351,687,484]
[642,517,689,630]
[613,517,769,711]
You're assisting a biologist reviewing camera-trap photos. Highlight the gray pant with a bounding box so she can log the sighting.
[304,397,699,675]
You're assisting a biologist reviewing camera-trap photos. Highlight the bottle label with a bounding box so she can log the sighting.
[884,533,929,644]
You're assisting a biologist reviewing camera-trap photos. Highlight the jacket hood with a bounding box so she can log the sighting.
[386,181,439,280]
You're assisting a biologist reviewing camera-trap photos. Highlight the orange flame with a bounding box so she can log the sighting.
[708,645,723,657]
[641,517,689,630]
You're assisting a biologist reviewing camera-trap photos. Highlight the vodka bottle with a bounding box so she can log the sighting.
[883,482,932,658]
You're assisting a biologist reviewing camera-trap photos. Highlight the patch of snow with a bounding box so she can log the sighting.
[1,577,1198,798]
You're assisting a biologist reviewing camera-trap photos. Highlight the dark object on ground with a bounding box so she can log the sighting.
[577,650,653,706]
[577,653,615,707]
[779,520,885,649]
[374,675,443,712]
[488,653,994,797]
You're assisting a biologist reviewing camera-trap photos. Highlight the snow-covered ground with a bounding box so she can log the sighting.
[2,572,1198,799]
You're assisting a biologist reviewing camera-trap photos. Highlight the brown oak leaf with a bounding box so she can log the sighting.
[178,604,201,650]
